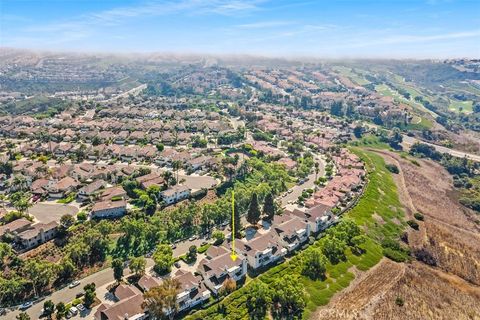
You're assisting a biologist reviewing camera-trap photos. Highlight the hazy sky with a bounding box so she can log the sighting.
[1,0,479,58]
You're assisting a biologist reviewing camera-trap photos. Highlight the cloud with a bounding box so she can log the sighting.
[351,30,480,48]
[23,0,265,34]
[12,0,266,48]
[235,20,293,29]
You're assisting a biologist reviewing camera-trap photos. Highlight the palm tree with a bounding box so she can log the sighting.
[172,160,182,185]
[162,170,174,187]
[12,175,28,192]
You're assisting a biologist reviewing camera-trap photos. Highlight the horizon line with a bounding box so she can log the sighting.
[1,47,478,62]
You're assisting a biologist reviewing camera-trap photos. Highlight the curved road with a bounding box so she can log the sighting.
[280,154,325,207]
[402,135,480,162]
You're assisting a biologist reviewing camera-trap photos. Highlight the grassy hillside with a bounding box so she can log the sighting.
[185,148,406,320]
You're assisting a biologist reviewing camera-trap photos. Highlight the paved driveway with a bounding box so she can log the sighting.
[28,203,79,224]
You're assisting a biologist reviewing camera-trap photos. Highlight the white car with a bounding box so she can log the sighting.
[68,280,80,288]
[76,304,86,311]
[69,306,78,316]
[19,302,33,310]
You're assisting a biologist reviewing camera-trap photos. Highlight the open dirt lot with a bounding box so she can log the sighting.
[313,150,480,320]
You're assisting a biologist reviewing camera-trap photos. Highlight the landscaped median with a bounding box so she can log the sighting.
[185,147,406,320]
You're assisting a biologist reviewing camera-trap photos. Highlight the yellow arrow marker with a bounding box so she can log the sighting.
[230,190,237,261]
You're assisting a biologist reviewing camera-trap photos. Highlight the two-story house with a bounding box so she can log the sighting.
[174,270,211,313]
[272,213,311,253]
[288,204,332,234]
[197,246,247,295]
[160,185,191,205]
[90,199,127,219]
[239,232,286,271]
[17,221,58,250]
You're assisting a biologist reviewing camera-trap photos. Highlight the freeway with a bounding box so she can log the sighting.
[402,135,480,162]
[100,83,147,103]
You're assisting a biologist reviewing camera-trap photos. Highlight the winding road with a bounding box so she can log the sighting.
[402,135,480,162]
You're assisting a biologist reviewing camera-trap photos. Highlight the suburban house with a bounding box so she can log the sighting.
[0,218,32,238]
[272,213,311,252]
[239,232,286,270]
[90,199,127,219]
[30,178,50,197]
[185,155,213,171]
[46,176,80,198]
[276,157,297,170]
[288,204,332,233]
[77,179,107,201]
[198,246,248,295]
[160,185,191,205]
[137,271,210,315]
[17,221,58,250]
[138,274,162,292]
[95,284,146,320]
[135,172,165,189]
[114,131,129,145]
[174,269,211,313]
[100,186,127,201]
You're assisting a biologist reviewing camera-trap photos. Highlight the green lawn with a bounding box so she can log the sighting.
[374,84,434,130]
[333,66,371,86]
[448,99,473,113]
[185,148,404,320]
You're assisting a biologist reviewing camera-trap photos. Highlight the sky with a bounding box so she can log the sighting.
[1,0,479,58]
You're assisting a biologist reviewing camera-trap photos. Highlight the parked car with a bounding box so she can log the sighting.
[76,304,86,312]
[19,302,33,310]
[171,244,177,249]
[174,262,181,268]
[188,236,197,241]
[68,307,78,316]
[69,280,80,288]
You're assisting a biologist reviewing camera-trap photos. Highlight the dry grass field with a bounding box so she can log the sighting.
[314,259,480,320]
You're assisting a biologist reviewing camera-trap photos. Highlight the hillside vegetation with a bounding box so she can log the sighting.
[186,148,406,320]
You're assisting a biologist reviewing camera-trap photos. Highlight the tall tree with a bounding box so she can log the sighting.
[270,275,306,318]
[231,201,242,239]
[321,236,347,264]
[142,278,181,320]
[246,281,271,320]
[247,193,261,225]
[172,161,182,185]
[302,249,327,280]
[129,256,147,277]
[22,258,56,297]
[263,192,275,221]
[153,244,174,275]
[56,302,67,319]
[83,283,96,308]
[219,278,236,296]
[112,258,124,282]
[43,300,55,319]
